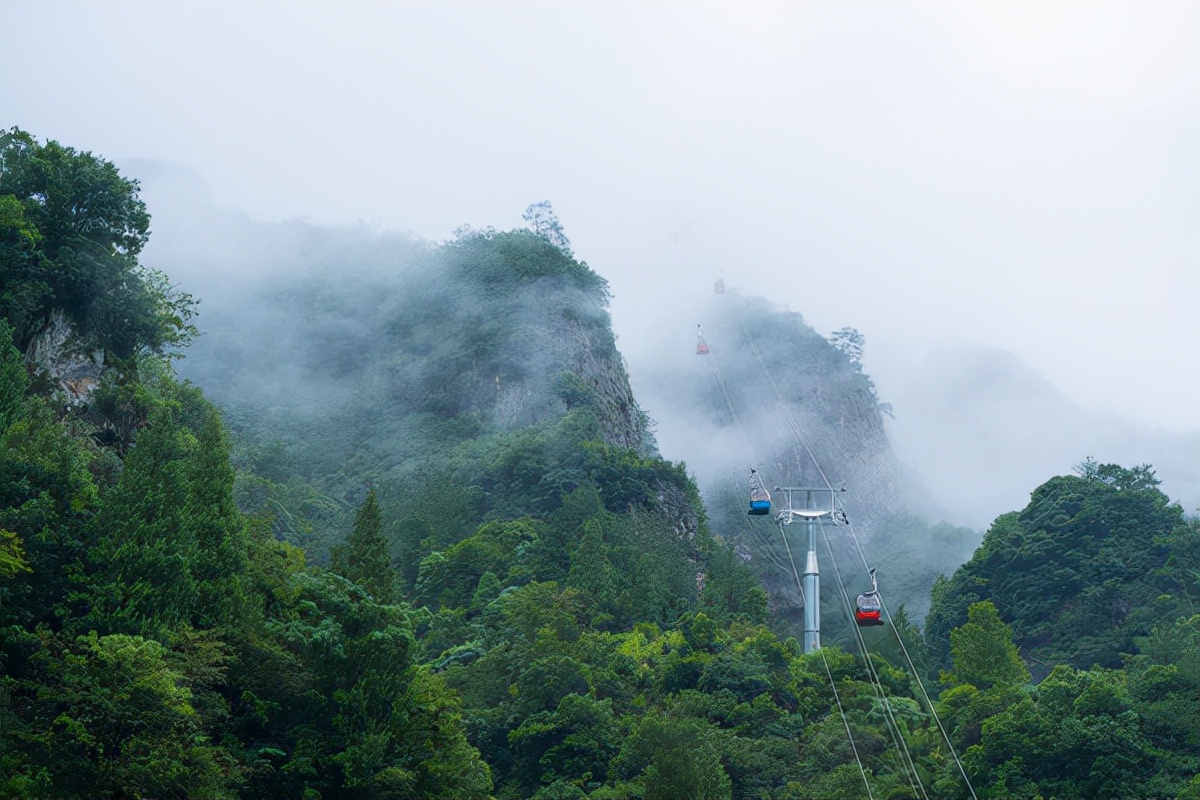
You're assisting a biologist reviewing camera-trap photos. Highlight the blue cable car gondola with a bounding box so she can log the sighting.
[748,468,771,516]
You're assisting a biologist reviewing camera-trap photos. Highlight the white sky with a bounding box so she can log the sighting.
[2,1,1197,433]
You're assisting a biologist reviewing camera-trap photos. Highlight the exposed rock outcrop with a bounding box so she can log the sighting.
[24,310,105,405]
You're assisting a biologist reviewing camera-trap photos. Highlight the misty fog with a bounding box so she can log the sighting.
[3,1,1195,439]
[131,159,1197,540]
[5,1,1195,537]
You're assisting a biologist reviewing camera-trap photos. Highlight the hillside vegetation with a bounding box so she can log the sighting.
[2,129,1198,800]
[636,295,983,635]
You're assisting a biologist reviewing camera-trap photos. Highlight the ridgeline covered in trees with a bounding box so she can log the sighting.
[2,129,1198,799]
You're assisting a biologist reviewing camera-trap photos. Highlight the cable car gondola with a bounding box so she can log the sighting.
[696,324,710,355]
[748,468,771,516]
[855,568,884,626]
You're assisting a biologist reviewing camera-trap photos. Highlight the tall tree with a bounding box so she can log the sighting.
[83,380,246,636]
[331,489,396,603]
[522,200,573,255]
[0,128,195,357]
[828,326,864,369]
[942,600,1029,691]
[0,318,27,429]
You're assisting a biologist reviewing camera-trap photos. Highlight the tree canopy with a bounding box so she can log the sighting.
[0,127,195,358]
[2,130,1196,800]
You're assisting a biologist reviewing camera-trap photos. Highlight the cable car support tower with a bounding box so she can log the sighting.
[774,486,848,654]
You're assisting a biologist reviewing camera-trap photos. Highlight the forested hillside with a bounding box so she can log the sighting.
[3,129,1198,800]
[627,293,982,635]
[925,460,1198,677]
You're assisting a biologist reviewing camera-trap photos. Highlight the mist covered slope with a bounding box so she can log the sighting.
[157,199,725,576]
[150,180,972,627]
[146,180,977,628]
[145,170,1192,632]
[627,290,981,628]
[873,343,1200,528]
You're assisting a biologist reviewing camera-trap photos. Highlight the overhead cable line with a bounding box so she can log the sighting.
[732,310,978,800]
[704,332,875,799]
[820,526,928,800]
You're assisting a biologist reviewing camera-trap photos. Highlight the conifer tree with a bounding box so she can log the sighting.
[184,403,248,627]
[332,489,396,603]
[0,319,27,429]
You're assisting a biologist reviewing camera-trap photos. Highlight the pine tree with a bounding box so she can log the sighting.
[332,489,396,603]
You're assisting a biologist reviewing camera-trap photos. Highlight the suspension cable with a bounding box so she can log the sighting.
[706,337,875,798]
[873,589,979,800]
[734,310,978,800]
[779,519,875,800]
[820,526,928,800]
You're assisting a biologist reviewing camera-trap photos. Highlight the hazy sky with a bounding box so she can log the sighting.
[3,1,1197,433]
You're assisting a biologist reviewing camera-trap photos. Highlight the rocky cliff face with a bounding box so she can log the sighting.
[175,228,660,493]
[167,226,686,555]
[632,291,911,618]
[646,293,902,512]
[417,271,654,455]
[24,309,106,404]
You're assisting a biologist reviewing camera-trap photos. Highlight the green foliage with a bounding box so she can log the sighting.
[0,319,27,429]
[330,488,396,602]
[699,543,770,625]
[4,630,236,799]
[926,465,1189,675]
[1125,614,1200,769]
[0,128,196,357]
[446,226,606,303]
[7,129,1197,800]
[0,529,31,580]
[943,601,1030,691]
[508,693,620,794]
[83,379,247,637]
[966,665,1158,799]
[614,713,733,800]
[389,667,494,799]
[567,519,620,623]
[237,567,494,798]
[417,518,539,611]
[0,396,99,632]
[581,441,696,514]
[0,192,50,346]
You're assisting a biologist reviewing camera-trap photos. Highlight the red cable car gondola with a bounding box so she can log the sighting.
[696,324,710,355]
[855,593,884,626]
[855,568,885,627]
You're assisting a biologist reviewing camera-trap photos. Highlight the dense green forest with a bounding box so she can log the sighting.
[2,129,1198,799]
